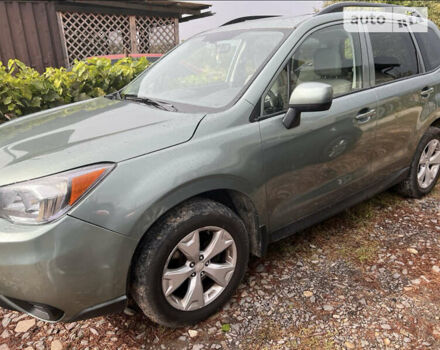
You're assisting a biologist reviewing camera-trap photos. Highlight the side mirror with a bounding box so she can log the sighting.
[283,82,333,129]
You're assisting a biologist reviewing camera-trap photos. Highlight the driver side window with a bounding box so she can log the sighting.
[263,24,362,116]
[263,65,289,115]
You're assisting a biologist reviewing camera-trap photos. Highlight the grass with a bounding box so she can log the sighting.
[252,324,337,350]
[340,239,379,264]
[287,327,337,350]
[271,192,388,266]
[355,242,380,263]
[342,191,400,228]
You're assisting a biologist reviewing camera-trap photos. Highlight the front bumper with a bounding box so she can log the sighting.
[0,215,137,322]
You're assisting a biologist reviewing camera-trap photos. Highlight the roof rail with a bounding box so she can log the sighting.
[221,15,280,27]
[317,1,422,17]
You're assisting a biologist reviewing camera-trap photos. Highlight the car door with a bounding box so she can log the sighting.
[365,25,438,182]
[258,23,378,233]
[414,25,440,107]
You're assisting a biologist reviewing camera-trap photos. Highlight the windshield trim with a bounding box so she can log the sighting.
[121,27,294,114]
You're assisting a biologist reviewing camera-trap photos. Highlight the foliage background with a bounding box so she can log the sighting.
[0,57,149,124]
[323,1,440,25]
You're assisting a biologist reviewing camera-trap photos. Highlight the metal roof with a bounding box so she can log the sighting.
[54,0,213,22]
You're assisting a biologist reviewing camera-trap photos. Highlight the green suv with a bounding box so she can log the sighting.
[1,3,440,327]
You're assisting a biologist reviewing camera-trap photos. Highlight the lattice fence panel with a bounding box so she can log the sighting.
[58,12,177,66]
[136,16,176,54]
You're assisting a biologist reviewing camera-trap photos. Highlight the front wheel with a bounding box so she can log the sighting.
[396,126,440,198]
[131,198,249,327]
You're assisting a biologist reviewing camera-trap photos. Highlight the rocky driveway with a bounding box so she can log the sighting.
[1,186,440,350]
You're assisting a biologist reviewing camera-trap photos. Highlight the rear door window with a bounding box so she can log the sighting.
[414,27,440,72]
[368,30,419,85]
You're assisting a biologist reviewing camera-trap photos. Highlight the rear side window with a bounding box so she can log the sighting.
[415,27,440,72]
[369,31,419,85]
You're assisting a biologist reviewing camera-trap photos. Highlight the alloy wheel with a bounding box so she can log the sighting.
[161,226,237,311]
[418,139,440,189]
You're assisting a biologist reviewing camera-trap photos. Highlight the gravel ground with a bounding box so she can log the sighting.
[1,185,440,350]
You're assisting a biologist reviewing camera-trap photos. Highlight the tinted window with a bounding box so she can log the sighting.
[369,31,418,85]
[263,65,289,115]
[291,26,362,97]
[263,25,362,116]
[415,27,440,72]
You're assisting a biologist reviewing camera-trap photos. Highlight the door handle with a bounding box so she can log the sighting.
[421,87,434,99]
[355,109,376,124]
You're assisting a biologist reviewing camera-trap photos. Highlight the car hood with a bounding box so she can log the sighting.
[0,97,205,186]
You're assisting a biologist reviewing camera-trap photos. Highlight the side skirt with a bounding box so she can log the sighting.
[270,168,409,243]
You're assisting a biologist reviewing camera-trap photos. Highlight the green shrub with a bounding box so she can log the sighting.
[0,57,149,124]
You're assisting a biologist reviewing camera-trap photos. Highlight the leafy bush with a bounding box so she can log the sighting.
[0,57,149,124]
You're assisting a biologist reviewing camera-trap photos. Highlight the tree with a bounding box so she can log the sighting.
[322,1,440,26]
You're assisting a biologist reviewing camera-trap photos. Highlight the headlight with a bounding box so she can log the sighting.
[0,164,114,225]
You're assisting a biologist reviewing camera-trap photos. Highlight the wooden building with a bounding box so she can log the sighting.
[0,0,212,71]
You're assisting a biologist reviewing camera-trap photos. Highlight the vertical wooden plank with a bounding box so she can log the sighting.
[129,15,138,53]
[33,2,56,69]
[46,2,68,67]
[6,2,31,66]
[174,17,179,45]
[21,2,44,71]
[56,12,70,66]
[0,2,15,64]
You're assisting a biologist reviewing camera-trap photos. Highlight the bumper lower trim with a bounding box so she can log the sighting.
[0,295,63,321]
[0,297,13,311]
[68,295,127,322]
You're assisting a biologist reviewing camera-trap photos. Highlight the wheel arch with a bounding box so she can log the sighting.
[431,118,440,129]
[199,189,268,258]
[131,187,267,260]
[126,187,268,300]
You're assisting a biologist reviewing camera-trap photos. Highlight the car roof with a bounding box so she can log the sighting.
[206,0,434,32]
[204,14,314,33]
[197,4,436,38]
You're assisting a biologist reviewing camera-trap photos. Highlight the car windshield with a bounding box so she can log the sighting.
[121,29,288,112]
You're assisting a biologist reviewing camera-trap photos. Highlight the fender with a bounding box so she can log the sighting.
[69,146,267,243]
[128,174,267,242]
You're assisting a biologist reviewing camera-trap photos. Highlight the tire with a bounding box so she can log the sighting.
[131,198,249,327]
[396,126,440,198]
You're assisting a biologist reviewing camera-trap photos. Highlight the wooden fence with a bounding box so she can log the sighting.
[58,11,179,66]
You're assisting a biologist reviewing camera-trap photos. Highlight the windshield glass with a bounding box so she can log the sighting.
[121,29,288,112]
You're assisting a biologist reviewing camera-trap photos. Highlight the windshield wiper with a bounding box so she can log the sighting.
[121,94,177,112]
[105,90,121,100]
